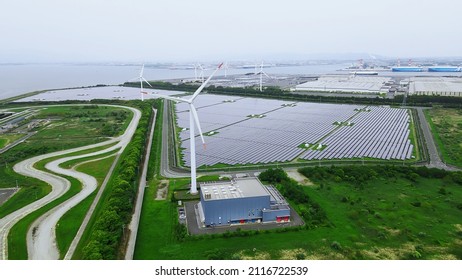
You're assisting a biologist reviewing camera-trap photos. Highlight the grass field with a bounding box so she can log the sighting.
[0,166,50,219]
[30,105,131,147]
[56,155,116,258]
[134,167,462,260]
[425,107,462,168]
[0,133,25,149]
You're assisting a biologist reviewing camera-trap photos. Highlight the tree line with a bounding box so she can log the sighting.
[124,81,462,108]
[258,168,328,227]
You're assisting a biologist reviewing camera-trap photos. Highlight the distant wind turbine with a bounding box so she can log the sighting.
[198,64,205,82]
[129,64,152,101]
[152,62,223,194]
[223,62,229,77]
[256,61,271,92]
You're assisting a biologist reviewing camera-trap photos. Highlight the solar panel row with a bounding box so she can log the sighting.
[300,107,413,160]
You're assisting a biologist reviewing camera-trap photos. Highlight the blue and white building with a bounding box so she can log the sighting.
[197,178,290,227]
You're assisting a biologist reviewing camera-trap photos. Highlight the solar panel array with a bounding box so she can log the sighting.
[300,107,413,161]
[175,94,414,167]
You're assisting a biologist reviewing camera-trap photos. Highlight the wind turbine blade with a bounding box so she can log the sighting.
[142,77,153,88]
[128,77,139,82]
[140,64,145,77]
[189,62,223,101]
[189,104,206,148]
[151,93,189,103]
[263,72,271,79]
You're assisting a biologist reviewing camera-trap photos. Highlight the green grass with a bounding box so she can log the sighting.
[34,143,116,170]
[0,166,50,219]
[1,105,129,159]
[58,149,119,169]
[134,169,462,260]
[55,155,116,258]
[0,138,7,148]
[0,185,51,219]
[0,133,25,149]
[425,107,462,167]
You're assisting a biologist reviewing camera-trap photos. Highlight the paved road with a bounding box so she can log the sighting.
[125,108,156,260]
[160,100,189,178]
[0,104,140,260]
[0,132,37,154]
[0,188,19,205]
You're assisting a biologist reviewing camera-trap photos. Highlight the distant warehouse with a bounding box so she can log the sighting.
[293,75,392,94]
[408,77,462,97]
[197,178,290,227]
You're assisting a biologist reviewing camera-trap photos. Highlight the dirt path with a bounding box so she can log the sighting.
[286,170,314,186]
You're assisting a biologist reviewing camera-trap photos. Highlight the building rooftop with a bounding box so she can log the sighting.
[408,77,462,94]
[200,177,270,201]
[294,75,391,93]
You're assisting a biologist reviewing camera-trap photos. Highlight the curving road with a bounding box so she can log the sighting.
[0,104,140,260]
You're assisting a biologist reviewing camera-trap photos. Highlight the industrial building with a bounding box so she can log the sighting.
[197,177,290,227]
[294,75,392,94]
[408,77,462,96]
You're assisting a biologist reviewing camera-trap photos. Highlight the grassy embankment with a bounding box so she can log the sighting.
[424,107,462,168]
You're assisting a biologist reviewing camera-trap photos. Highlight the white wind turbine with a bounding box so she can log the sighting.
[193,64,198,81]
[130,64,152,101]
[257,61,271,92]
[197,64,205,82]
[223,62,229,77]
[152,62,223,194]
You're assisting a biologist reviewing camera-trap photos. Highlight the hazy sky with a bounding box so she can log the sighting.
[1,0,460,63]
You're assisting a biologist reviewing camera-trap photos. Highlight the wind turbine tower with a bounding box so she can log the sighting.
[129,64,152,101]
[194,64,198,81]
[257,61,271,92]
[199,64,205,82]
[151,63,223,194]
[224,62,229,77]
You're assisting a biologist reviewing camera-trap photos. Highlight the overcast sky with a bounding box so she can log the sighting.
[1,0,460,63]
